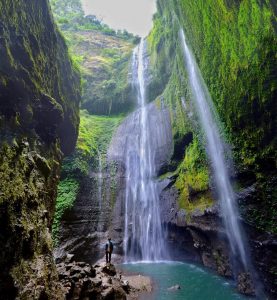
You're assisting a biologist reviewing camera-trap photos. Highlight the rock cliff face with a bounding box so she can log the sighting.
[0,0,81,298]
[147,0,276,297]
[50,0,137,116]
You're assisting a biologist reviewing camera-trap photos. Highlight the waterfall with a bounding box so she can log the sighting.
[123,39,167,262]
[179,29,248,269]
[97,150,103,210]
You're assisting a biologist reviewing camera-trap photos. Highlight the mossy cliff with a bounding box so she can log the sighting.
[50,0,138,115]
[0,0,81,298]
[147,0,276,296]
[52,110,123,259]
[149,0,276,232]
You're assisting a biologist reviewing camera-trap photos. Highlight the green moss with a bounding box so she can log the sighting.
[0,0,81,296]
[175,0,276,172]
[77,109,123,158]
[52,110,123,241]
[175,139,213,212]
[0,143,29,205]
[50,0,138,115]
[52,178,80,244]
[148,0,276,232]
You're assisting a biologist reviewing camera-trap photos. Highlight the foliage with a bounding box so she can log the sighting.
[52,110,123,241]
[50,0,137,115]
[52,178,80,244]
[50,0,139,43]
[175,139,213,212]
[77,110,123,156]
[175,0,276,173]
[60,110,123,177]
[149,0,277,232]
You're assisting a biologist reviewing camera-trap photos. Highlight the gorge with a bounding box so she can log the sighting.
[0,0,276,299]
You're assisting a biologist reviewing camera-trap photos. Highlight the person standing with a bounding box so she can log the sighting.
[105,238,113,264]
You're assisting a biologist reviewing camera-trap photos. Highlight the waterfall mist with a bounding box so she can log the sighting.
[123,39,168,262]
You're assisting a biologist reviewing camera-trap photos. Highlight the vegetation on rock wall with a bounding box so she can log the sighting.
[147,5,212,216]
[50,0,139,42]
[49,0,135,243]
[175,139,213,212]
[0,0,81,298]
[52,110,123,243]
[50,0,138,115]
[148,0,276,233]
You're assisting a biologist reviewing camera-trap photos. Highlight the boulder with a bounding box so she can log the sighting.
[167,284,181,291]
[102,264,117,276]
[237,273,255,296]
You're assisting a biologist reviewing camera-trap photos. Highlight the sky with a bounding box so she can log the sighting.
[81,0,157,37]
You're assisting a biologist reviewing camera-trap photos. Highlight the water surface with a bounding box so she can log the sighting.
[121,262,250,300]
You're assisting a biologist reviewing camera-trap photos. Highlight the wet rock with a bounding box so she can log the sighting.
[167,284,181,291]
[237,273,255,296]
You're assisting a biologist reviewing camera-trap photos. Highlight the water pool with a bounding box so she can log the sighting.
[120,262,252,300]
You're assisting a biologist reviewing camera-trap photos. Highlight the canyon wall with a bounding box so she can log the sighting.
[0,0,81,298]
[148,0,276,297]
[50,0,276,297]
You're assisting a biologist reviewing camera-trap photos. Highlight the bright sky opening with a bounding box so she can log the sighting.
[81,0,157,37]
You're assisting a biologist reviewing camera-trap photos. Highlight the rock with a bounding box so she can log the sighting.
[121,280,130,292]
[113,286,127,300]
[72,282,83,299]
[167,284,181,291]
[70,265,83,276]
[237,273,255,296]
[83,266,96,277]
[71,273,82,282]
[123,275,152,293]
[102,264,117,276]
[56,260,151,299]
[76,261,86,267]
[66,263,75,271]
[102,276,112,287]
[101,287,114,299]
[91,277,102,287]
[65,254,75,264]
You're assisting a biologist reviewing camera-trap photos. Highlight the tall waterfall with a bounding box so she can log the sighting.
[123,39,167,262]
[179,29,248,269]
[97,151,103,210]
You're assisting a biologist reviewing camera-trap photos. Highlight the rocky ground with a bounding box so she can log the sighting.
[56,255,152,299]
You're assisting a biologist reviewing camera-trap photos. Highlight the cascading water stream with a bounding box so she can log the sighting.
[179,29,249,270]
[123,39,167,262]
[97,150,103,210]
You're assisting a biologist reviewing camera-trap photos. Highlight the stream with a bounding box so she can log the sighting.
[120,262,251,300]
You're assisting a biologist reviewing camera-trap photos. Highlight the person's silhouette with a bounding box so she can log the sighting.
[105,238,113,264]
